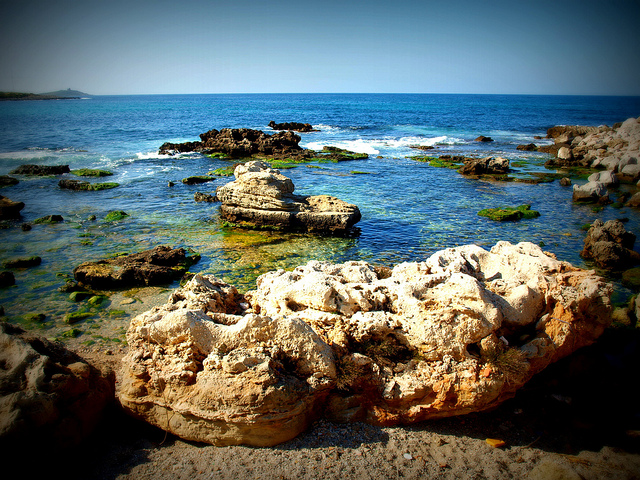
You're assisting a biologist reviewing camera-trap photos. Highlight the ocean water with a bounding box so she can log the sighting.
[1,93,640,341]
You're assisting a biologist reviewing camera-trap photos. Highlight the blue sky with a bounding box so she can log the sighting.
[1,0,639,95]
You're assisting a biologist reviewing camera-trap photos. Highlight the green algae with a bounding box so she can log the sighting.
[71,169,113,177]
[34,215,64,224]
[60,328,83,338]
[478,204,541,222]
[104,211,129,222]
[209,167,235,176]
[65,312,94,324]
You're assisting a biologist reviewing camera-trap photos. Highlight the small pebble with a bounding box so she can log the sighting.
[403,453,413,460]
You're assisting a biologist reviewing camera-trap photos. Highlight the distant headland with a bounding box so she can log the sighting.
[0,88,92,101]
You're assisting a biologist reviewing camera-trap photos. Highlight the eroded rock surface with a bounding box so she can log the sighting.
[459,156,510,176]
[580,219,640,270]
[0,322,114,450]
[0,195,24,220]
[73,245,200,289]
[216,161,361,234]
[120,242,612,446]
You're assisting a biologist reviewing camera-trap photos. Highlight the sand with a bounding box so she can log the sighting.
[37,327,637,480]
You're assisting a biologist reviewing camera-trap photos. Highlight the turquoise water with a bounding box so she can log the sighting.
[1,94,640,342]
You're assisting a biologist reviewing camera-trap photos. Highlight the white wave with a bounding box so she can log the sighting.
[302,135,464,155]
[136,151,166,160]
[313,124,341,133]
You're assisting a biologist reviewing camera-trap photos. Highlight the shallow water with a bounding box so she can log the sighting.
[1,94,639,344]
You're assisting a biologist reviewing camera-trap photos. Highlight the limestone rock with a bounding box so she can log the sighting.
[73,245,200,289]
[119,274,335,447]
[0,322,115,451]
[587,170,618,187]
[0,195,24,220]
[572,181,608,203]
[120,242,612,446]
[547,117,640,173]
[216,161,361,234]
[580,219,640,270]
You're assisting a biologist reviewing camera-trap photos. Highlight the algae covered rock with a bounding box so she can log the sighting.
[58,179,119,191]
[478,204,540,221]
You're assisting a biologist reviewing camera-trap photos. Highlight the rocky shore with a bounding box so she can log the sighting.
[3,117,640,479]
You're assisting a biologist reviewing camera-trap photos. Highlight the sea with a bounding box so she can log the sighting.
[1,93,640,342]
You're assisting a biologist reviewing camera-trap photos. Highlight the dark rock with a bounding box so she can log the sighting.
[182,176,215,185]
[559,177,572,186]
[516,143,538,151]
[20,223,31,231]
[0,195,25,220]
[410,145,435,151]
[0,271,15,288]
[159,128,305,159]
[0,322,115,451]
[3,256,41,269]
[475,135,493,142]
[0,176,19,187]
[59,280,82,293]
[194,192,218,202]
[168,181,175,187]
[9,164,70,176]
[459,157,510,176]
[580,219,640,270]
[73,245,201,289]
[268,120,317,132]
[34,215,63,224]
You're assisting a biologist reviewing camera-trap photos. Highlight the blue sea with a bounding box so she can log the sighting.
[1,93,640,340]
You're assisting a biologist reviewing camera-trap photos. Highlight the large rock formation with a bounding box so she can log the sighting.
[0,322,115,450]
[73,245,200,290]
[545,117,640,173]
[119,242,612,446]
[580,219,640,270]
[159,128,304,158]
[216,161,361,234]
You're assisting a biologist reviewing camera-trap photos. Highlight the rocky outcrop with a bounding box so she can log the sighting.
[580,219,640,270]
[0,176,19,187]
[0,322,114,451]
[159,128,305,159]
[459,156,510,176]
[268,121,317,132]
[572,181,609,203]
[120,242,612,446]
[73,245,200,290]
[544,117,640,172]
[9,164,70,176]
[0,195,24,220]
[216,161,361,234]
[475,135,493,142]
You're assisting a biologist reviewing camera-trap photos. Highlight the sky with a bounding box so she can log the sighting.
[1,0,639,96]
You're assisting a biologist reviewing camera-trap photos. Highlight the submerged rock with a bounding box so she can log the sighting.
[58,179,119,191]
[580,219,640,270]
[0,322,115,451]
[0,176,19,187]
[10,164,70,176]
[73,245,201,289]
[216,161,361,234]
[120,242,612,447]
